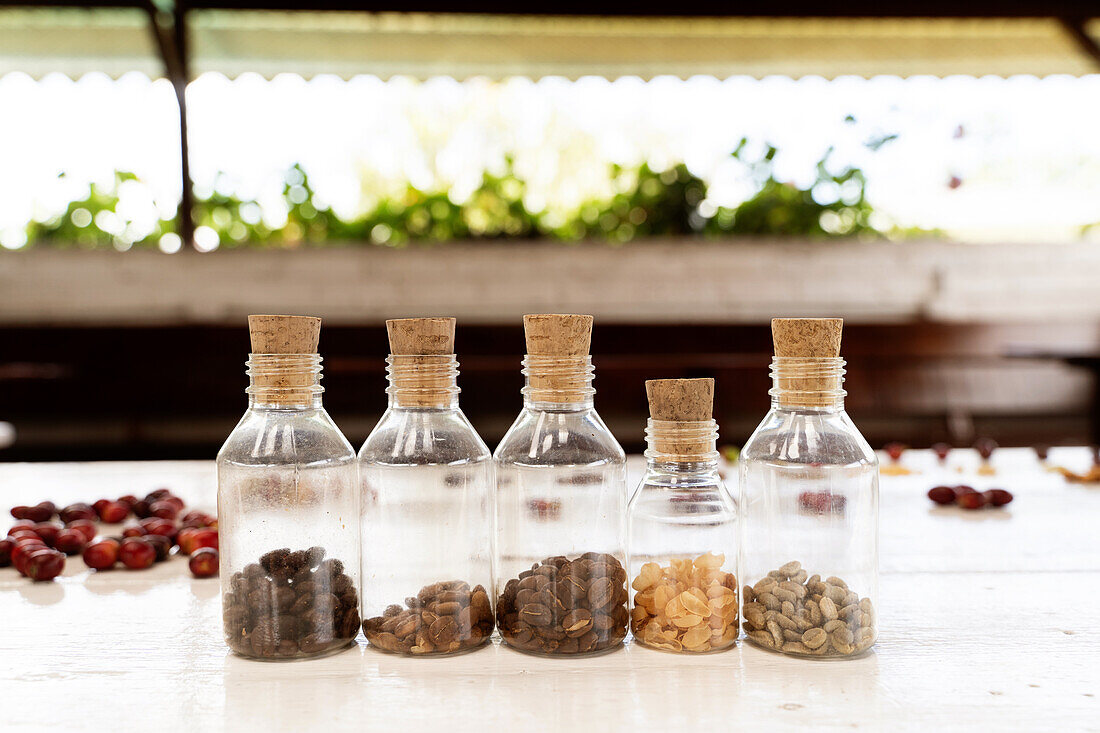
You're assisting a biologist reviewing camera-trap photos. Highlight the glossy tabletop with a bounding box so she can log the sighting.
[1,448,1098,732]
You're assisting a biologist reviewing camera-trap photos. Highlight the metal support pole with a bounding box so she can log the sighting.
[145,1,194,247]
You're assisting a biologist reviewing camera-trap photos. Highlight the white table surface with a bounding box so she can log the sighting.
[2,448,1099,732]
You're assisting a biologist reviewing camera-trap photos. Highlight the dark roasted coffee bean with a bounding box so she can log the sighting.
[520,603,552,626]
[299,632,333,654]
[305,546,326,567]
[285,550,308,574]
[587,577,615,610]
[259,548,291,573]
[562,609,593,637]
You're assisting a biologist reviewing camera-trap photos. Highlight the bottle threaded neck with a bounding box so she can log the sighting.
[769,356,846,410]
[521,354,595,406]
[644,418,719,464]
[246,353,323,408]
[386,354,460,408]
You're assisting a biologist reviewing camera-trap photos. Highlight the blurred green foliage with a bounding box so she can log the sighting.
[22,144,913,251]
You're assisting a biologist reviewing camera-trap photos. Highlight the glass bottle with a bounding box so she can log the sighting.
[494,314,628,656]
[740,318,878,658]
[627,378,739,654]
[359,318,495,656]
[217,315,361,661]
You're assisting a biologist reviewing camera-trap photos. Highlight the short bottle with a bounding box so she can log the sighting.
[494,314,629,656]
[740,318,878,658]
[627,378,740,654]
[217,315,361,661]
[358,318,495,656]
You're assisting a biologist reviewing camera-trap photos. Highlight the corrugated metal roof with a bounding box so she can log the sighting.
[2,8,1098,79]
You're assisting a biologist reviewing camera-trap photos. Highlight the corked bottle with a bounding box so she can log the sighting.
[358,318,495,656]
[494,314,629,656]
[216,315,361,661]
[739,318,878,658]
[627,379,740,654]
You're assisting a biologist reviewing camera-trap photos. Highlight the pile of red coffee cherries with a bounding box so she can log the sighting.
[1,489,219,582]
[927,485,1014,510]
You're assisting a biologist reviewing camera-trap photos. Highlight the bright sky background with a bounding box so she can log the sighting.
[1,72,1098,250]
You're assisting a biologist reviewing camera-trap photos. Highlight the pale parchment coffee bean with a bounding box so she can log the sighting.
[802,627,827,649]
[779,560,802,577]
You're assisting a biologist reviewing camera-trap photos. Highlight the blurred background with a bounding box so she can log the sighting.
[1,1,1099,460]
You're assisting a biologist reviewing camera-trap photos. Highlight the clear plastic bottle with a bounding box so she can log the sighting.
[217,315,361,661]
[359,318,495,656]
[739,318,878,658]
[627,379,740,654]
[494,314,629,656]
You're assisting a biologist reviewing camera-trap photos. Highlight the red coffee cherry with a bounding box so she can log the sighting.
[931,443,951,462]
[189,547,219,578]
[65,519,98,544]
[83,539,121,570]
[985,488,1014,507]
[884,442,906,462]
[60,503,97,524]
[144,533,172,562]
[54,529,87,555]
[927,486,956,505]
[974,438,998,461]
[119,537,156,570]
[0,537,15,567]
[190,528,219,551]
[98,501,130,524]
[956,492,988,510]
[8,528,39,542]
[26,548,65,581]
[31,522,61,547]
[149,500,179,520]
[122,525,148,538]
[12,537,47,574]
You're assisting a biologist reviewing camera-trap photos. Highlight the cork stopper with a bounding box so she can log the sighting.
[646,378,714,421]
[246,315,322,407]
[524,314,593,356]
[387,318,455,355]
[248,315,321,354]
[771,318,843,408]
[645,379,716,459]
[772,318,842,358]
[523,314,594,403]
[386,317,458,408]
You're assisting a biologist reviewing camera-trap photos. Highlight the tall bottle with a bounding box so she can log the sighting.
[739,318,878,657]
[217,315,361,661]
[494,314,628,656]
[627,378,740,654]
[359,318,495,656]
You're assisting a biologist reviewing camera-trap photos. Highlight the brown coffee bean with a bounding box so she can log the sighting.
[428,615,458,645]
[509,622,534,644]
[562,609,593,637]
[520,603,552,626]
[394,613,420,639]
[587,578,615,610]
[470,587,491,621]
[299,632,334,654]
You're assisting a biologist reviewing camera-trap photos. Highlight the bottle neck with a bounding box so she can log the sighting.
[644,418,720,473]
[386,354,460,410]
[246,353,323,409]
[522,354,595,410]
[769,356,846,412]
